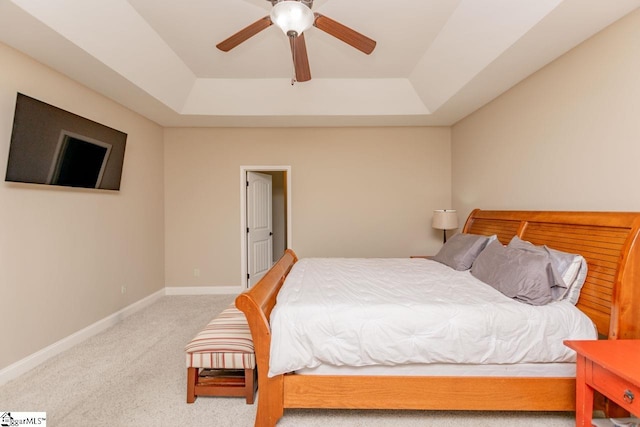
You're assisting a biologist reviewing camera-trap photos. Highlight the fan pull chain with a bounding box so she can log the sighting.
[289,32,297,85]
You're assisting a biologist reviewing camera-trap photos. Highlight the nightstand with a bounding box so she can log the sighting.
[564,340,640,427]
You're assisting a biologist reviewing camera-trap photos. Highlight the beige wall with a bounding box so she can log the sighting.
[165,127,451,288]
[452,9,640,222]
[0,43,165,370]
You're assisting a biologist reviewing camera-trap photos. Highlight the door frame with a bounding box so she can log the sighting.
[240,165,292,290]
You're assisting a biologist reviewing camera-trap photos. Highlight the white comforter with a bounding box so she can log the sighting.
[268,257,597,377]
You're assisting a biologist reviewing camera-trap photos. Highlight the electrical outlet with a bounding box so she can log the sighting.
[121,286,127,294]
[193,268,200,277]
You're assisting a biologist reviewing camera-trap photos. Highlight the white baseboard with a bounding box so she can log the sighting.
[165,286,242,295]
[0,288,165,387]
[0,286,242,386]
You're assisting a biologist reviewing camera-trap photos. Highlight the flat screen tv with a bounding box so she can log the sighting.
[5,93,127,190]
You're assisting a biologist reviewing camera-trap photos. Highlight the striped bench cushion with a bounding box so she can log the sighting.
[185,304,255,370]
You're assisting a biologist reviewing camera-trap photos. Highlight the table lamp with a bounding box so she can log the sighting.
[432,209,458,243]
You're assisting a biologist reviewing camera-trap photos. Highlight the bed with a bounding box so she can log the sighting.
[235,209,640,427]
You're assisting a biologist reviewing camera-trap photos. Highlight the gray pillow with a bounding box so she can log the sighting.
[507,236,567,300]
[432,233,494,271]
[471,240,554,306]
[508,236,587,303]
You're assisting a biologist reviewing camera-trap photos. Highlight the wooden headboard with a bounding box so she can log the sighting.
[463,209,640,340]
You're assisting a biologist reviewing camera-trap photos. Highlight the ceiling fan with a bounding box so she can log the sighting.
[216,0,376,83]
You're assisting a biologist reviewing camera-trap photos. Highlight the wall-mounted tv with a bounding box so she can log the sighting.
[5,93,127,190]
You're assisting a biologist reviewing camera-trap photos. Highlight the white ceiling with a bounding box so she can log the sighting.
[0,0,639,127]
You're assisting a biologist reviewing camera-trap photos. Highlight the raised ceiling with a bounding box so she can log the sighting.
[0,0,639,127]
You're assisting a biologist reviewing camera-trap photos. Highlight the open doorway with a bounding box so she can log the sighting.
[240,166,292,289]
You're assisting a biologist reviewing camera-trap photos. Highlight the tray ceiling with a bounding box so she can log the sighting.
[0,0,638,127]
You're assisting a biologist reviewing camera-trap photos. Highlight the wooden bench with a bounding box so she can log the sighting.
[185,303,257,404]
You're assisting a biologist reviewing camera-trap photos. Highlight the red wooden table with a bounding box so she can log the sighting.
[564,340,640,427]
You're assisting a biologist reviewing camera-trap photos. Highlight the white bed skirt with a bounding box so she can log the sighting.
[296,362,576,378]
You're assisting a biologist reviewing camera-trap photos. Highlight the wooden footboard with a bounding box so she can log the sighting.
[235,249,297,426]
[236,210,640,427]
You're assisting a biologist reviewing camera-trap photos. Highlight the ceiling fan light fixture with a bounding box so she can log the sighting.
[270,0,314,36]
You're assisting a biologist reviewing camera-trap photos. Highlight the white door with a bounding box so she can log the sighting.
[247,171,273,287]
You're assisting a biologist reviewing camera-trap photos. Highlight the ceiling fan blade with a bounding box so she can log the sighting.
[314,13,376,55]
[289,33,311,82]
[216,16,272,52]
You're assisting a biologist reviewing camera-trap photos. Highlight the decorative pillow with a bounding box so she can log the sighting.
[432,233,495,271]
[471,240,554,306]
[508,236,587,304]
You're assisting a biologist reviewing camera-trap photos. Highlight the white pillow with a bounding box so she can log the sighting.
[560,257,588,305]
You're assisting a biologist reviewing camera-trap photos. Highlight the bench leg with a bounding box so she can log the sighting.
[245,368,257,404]
[187,367,198,403]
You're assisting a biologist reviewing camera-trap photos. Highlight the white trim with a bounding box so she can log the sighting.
[240,166,293,290]
[0,288,165,386]
[164,286,241,295]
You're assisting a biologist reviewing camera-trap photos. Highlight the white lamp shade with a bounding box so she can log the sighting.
[432,210,459,230]
[270,1,315,36]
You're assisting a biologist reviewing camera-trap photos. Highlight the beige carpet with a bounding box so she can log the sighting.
[0,295,577,426]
